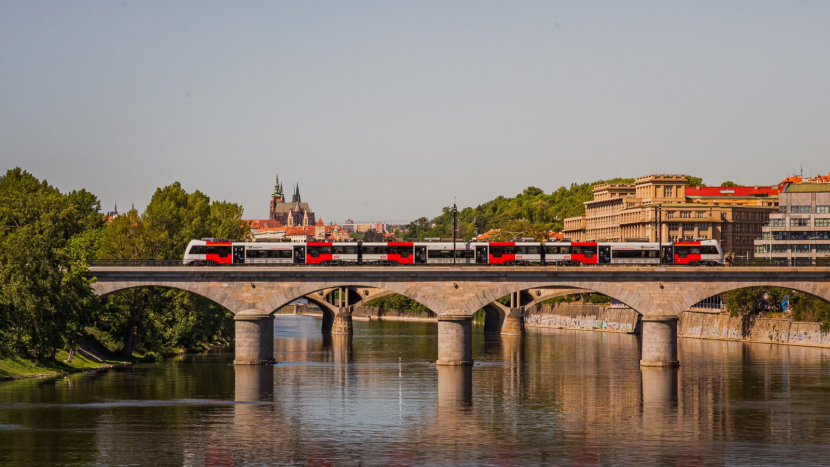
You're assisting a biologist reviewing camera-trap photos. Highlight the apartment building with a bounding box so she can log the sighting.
[754,183,830,264]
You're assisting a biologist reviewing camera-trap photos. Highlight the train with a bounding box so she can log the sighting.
[183,239,724,266]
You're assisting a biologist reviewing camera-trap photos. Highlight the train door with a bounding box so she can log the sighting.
[414,246,427,264]
[661,245,674,264]
[598,246,611,264]
[293,245,306,264]
[233,246,245,264]
[476,245,488,264]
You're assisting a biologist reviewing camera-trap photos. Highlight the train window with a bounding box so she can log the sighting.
[427,250,453,259]
[188,245,207,255]
[700,246,719,255]
[333,246,357,255]
[573,246,595,256]
[206,246,231,256]
[516,246,540,255]
[613,250,659,259]
[456,250,474,258]
[546,246,571,254]
[387,246,412,257]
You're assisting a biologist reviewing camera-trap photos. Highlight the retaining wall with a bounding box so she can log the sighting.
[678,310,830,347]
[352,306,437,322]
[524,303,639,334]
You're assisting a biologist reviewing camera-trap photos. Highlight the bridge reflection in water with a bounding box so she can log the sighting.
[9,315,826,465]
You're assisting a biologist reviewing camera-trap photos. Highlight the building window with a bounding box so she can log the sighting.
[780,206,787,213]
[790,231,814,240]
[793,244,811,253]
[816,206,830,214]
[756,244,769,253]
[664,187,673,197]
[679,211,690,218]
[770,219,786,227]
[698,223,709,230]
[791,219,811,227]
[817,244,830,253]
[816,219,830,227]
[772,244,789,253]
[696,211,705,218]
[791,206,812,214]
[666,211,675,218]
[773,232,787,240]
[668,223,679,231]
[669,235,678,242]
[682,223,694,231]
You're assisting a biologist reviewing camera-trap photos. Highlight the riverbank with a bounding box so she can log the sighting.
[0,349,131,381]
[525,302,640,334]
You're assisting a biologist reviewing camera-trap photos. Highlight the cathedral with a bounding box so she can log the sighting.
[269,173,316,227]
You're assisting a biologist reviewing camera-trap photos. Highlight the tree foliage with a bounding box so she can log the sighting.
[402,179,635,241]
[685,175,705,187]
[96,182,249,356]
[0,168,103,359]
[720,181,739,187]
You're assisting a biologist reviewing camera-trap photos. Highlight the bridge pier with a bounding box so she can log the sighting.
[332,307,353,335]
[436,315,473,366]
[501,308,525,336]
[233,315,275,365]
[639,315,679,367]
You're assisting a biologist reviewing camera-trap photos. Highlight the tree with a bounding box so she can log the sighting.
[0,168,103,360]
[96,182,245,356]
[720,181,739,187]
[685,176,705,187]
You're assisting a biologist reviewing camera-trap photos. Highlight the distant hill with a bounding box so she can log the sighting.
[401,177,636,241]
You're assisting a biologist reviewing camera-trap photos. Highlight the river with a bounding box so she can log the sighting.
[2,316,830,465]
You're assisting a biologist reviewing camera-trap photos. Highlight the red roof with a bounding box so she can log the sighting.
[247,219,283,230]
[685,186,779,197]
[315,218,325,226]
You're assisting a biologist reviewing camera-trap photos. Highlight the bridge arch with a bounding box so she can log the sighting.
[679,281,830,313]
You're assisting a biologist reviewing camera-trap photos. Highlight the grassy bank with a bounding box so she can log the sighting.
[0,349,132,381]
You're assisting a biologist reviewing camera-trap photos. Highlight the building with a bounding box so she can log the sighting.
[268,173,316,227]
[564,174,779,259]
[755,183,830,264]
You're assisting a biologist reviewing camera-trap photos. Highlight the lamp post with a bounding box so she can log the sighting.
[452,199,457,266]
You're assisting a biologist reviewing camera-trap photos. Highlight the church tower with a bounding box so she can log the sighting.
[269,174,285,221]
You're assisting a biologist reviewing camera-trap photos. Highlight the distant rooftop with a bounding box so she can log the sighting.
[783,183,830,193]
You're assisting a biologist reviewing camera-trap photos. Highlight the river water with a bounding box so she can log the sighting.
[2,316,830,466]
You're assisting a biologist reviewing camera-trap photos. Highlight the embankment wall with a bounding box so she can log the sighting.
[524,303,639,334]
[678,310,830,347]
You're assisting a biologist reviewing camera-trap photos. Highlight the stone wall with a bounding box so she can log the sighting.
[352,306,437,322]
[678,310,830,347]
[524,303,639,334]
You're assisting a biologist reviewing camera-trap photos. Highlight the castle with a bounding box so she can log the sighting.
[269,173,316,227]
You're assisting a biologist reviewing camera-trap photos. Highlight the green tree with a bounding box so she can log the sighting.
[720,181,739,187]
[0,168,103,360]
[685,175,705,187]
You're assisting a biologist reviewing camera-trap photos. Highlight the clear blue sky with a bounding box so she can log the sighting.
[1,1,829,222]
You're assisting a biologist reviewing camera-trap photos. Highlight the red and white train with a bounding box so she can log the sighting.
[184,239,724,266]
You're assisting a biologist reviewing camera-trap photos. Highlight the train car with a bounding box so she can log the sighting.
[361,242,416,265]
[304,242,359,265]
[670,240,723,266]
[609,242,661,265]
[421,242,479,264]
[485,242,543,265]
[184,239,298,265]
[543,242,600,265]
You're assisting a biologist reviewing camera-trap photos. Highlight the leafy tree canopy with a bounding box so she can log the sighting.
[720,181,739,187]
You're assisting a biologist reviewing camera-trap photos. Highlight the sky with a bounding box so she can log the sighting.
[1,1,829,223]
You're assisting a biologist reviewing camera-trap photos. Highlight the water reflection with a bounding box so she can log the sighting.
[4,317,830,465]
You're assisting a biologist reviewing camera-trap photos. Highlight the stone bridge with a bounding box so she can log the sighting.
[88,265,830,367]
